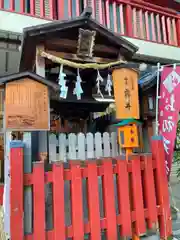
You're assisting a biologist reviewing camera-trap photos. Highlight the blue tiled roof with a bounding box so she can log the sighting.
[138,70,158,91]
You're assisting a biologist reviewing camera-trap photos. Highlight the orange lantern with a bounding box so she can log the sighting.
[112,68,140,119]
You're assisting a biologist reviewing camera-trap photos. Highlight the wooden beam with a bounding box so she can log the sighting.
[45,38,118,55]
[44,50,116,63]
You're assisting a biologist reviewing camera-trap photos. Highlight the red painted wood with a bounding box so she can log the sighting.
[10,145,24,239]
[84,0,88,9]
[0,184,3,205]
[48,0,54,19]
[105,0,110,29]
[52,163,65,240]
[98,0,103,25]
[20,0,25,14]
[9,0,15,11]
[119,4,125,35]
[70,163,84,239]
[132,8,137,37]
[0,0,3,9]
[87,162,101,240]
[141,155,157,229]
[177,18,180,47]
[113,1,117,33]
[139,9,144,39]
[167,17,172,45]
[68,0,72,19]
[172,19,178,46]
[131,156,146,235]
[125,4,133,37]
[145,11,150,40]
[151,138,172,238]
[161,16,167,44]
[150,13,156,42]
[76,0,80,16]
[156,14,162,43]
[116,160,132,236]
[92,0,96,19]
[40,0,45,17]
[102,159,117,240]
[58,0,64,19]
[33,162,46,240]
[30,0,35,16]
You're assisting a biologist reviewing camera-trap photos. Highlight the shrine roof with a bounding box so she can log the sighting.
[19,7,138,71]
[0,71,59,90]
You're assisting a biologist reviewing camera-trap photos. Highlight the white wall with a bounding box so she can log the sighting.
[123,37,180,63]
[0,11,51,33]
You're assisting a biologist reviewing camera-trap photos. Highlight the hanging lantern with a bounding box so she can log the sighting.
[112,68,140,119]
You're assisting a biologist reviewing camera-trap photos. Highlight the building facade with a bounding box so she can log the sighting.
[0,0,179,75]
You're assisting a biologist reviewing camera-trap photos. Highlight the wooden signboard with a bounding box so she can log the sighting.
[5,78,50,131]
[112,68,140,119]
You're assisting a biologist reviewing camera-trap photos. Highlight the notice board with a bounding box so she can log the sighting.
[5,78,50,131]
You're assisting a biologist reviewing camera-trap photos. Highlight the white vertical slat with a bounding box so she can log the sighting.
[167,17,172,45]
[3,131,11,238]
[156,14,162,43]
[86,132,94,159]
[68,133,77,160]
[58,133,67,162]
[112,1,117,33]
[145,11,150,41]
[35,0,50,17]
[119,4,125,35]
[132,8,137,37]
[138,9,144,38]
[150,12,156,42]
[95,132,103,159]
[77,133,86,160]
[103,132,110,157]
[50,132,120,161]
[23,133,33,234]
[111,132,119,157]
[161,16,167,44]
[49,134,57,162]
[172,18,178,46]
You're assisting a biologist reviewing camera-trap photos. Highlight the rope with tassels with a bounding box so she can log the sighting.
[38,50,126,69]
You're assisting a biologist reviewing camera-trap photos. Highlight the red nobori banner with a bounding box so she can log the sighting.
[159,66,180,177]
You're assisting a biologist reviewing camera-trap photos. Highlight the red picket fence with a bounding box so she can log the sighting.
[10,137,172,239]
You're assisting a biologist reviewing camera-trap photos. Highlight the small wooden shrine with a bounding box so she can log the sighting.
[0,7,141,179]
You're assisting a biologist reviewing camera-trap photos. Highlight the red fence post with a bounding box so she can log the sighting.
[177,18,180,47]
[0,184,3,205]
[125,4,133,37]
[102,159,117,239]
[131,156,146,235]
[33,162,46,240]
[10,140,24,240]
[151,136,172,239]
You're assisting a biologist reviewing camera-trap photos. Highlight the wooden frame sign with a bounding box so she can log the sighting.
[5,78,50,131]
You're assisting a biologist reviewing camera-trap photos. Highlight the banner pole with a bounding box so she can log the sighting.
[155,62,161,135]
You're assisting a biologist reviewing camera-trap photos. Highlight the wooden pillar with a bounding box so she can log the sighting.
[35,45,48,163]
[36,45,52,230]
[23,133,33,234]
[3,132,11,238]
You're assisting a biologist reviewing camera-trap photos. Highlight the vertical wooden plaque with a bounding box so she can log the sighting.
[112,68,140,119]
[5,78,50,131]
